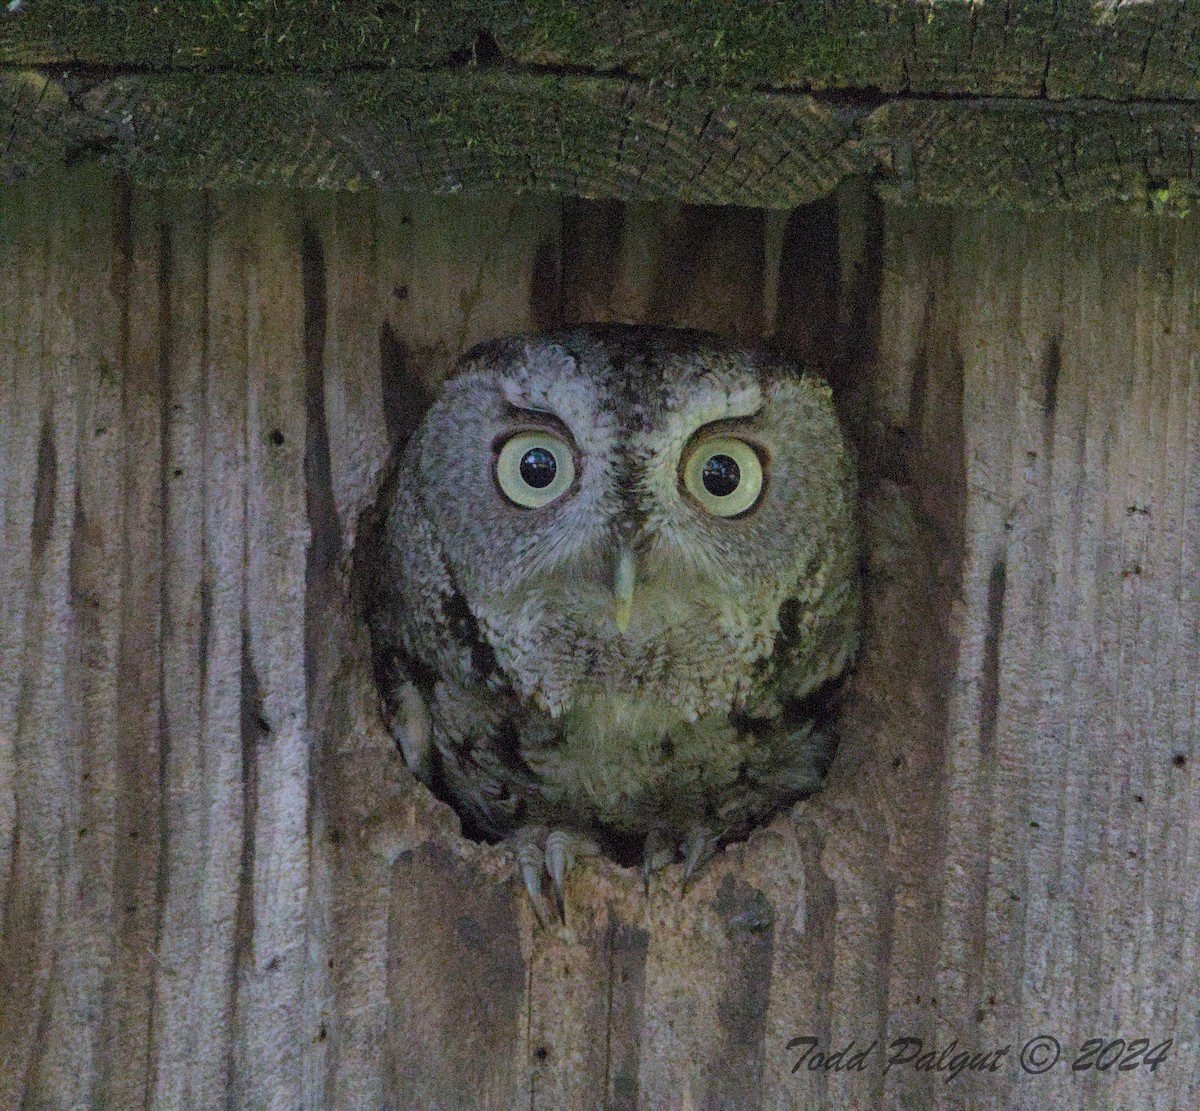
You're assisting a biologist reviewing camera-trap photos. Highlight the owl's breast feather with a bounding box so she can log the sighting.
[560,691,685,744]
[523,691,748,826]
[482,586,775,724]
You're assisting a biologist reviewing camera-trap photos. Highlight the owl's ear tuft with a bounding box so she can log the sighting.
[502,344,579,409]
[500,377,528,409]
[525,342,577,379]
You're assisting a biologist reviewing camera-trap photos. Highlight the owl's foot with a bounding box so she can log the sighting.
[681,824,720,894]
[641,823,721,896]
[641,828,676,895]
[510,827,600,926]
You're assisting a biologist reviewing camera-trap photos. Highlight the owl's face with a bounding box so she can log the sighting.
[406,326,856,716]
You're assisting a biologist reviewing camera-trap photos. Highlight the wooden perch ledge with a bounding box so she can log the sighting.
[3,0,1200,208]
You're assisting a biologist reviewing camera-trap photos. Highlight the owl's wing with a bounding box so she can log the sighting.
[428,683,543,840]
[765,547,861,711]
[725,546,860,821]
[368,489,433,781]
[373,483,535,834]
[381,485,506,691]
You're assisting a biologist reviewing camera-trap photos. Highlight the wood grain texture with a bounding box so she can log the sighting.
[2,71,858,207]
[6,67,1200,211]
[0,172,1196,1110]
[3,0,1200,102]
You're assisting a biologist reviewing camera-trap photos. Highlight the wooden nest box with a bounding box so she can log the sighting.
[0,3,1197,1109]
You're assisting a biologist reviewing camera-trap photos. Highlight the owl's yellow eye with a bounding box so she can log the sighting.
[495,431,576,508]
[681,436,764,517]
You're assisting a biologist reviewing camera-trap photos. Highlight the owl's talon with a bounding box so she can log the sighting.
[642,829,675,895]
[545,830,599,924]
[521,860,550,928]
[510,828,598,927]
[546,833,569,924]
[544,829,569,893]
[512,831,550,926]
[520,855,542,900]
[681,825,720,895]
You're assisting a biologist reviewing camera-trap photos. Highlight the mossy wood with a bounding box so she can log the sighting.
[0,171,1196,1110]
[4,1,1200,209]
[4,0,1200,98]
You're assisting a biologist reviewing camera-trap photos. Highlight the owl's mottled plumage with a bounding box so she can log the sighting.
[370,325,859,900]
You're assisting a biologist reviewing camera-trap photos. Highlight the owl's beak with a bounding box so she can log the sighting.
[613,543,636,634]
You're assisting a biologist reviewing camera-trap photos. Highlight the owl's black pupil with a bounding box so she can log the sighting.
[702,454,741,497]
[519,447,557,489]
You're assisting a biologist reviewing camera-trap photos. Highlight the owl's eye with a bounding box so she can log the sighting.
[495,431,576,508]
[681,436,764,517]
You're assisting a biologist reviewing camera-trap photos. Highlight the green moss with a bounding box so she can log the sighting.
[6,54,1200,212]
[510,0,895,88]
[14,68,847,206]
[8,0,865,81]
[1147,179,1191,218]
[1,0,488,70]
[5,0,1200,105]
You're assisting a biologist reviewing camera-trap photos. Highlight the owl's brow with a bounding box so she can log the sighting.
[681,387,764,423]
[677,415,773,474]
[494,402,577,445]
[683,413,765,440]
[499,376,565,414]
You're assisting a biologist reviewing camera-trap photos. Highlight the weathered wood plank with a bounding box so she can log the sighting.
[386,843,528,1109]
[33,167,123,1110]
[101,176,167,1111]
[7,67,1200,210]
[149,210,211,1083]
[553,196,783,1111]
[862,98,1200,212]
[0,172,1196,1111]
[150,188,240,1110]
[884,205,1200,1111]
[303,187,563,1111]
[0,172,89,1108]
[377,193,563,388]
[306,192,390,549]
[232,190,312,1109]
[61,71,856,207]
[4,0,1200,103]
[0,171,33,975]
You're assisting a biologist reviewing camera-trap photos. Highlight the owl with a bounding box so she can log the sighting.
[370,325,860,920]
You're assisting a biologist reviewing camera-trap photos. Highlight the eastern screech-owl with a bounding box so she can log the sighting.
[370,325,859,918]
